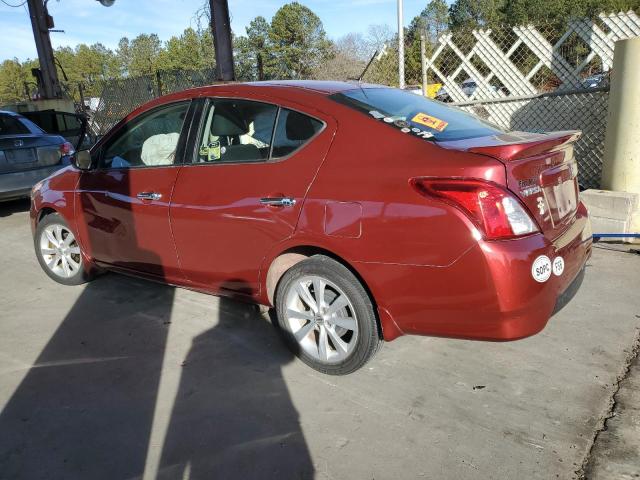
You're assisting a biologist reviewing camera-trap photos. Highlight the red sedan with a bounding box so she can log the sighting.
[30,81,592,375]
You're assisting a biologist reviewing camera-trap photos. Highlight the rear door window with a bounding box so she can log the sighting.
[330,87,503,142]
[196,99,277,163]
[271,109,323,158]
[0,114,31,135]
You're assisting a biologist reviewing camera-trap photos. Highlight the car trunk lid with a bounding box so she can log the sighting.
[0,134,62,173]
[438,131,581,241]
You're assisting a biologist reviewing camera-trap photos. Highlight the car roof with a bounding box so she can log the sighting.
[0,110,22,116]
[190,80,386,96]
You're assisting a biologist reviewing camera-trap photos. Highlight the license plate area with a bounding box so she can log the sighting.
[5,148,36,164]
[540,162,578,226]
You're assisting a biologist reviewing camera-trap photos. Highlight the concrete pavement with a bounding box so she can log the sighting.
[0,198,638,479]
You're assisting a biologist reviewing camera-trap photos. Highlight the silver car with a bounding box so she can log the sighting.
[0,110,74,201]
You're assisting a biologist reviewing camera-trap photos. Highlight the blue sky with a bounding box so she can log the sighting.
[0,0,431,62]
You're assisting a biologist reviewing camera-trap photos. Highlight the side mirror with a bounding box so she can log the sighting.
[74,150,93,170]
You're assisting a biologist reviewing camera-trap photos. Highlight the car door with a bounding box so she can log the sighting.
[170,97,336,296]
[75,100,192,281]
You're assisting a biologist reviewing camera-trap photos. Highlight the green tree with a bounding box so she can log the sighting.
[158,28,215,72]
[0,59,30,103]
[409,0,449,43]
[116,37,132,76]
[128,34,162,77]
[113,34,163,77]
[449,0,502,29]
[246,16,270,80]
[267,2,332,79]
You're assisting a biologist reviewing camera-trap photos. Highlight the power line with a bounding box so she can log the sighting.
[0,0,27,7]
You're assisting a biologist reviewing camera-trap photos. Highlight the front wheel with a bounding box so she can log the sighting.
[35,213,93,285]
[275,255,382,375]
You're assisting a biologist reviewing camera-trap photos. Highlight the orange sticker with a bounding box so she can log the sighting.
[411,113,448,131]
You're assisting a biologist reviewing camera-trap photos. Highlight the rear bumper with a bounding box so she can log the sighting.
[358,202,592,341]
[0,165,64,201]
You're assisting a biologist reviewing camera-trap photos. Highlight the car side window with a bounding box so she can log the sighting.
[101,102,189,169]
[271,109,323,158]
[196,99,277,163]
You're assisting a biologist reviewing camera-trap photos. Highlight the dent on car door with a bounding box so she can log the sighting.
[75,100,193,281]
[170,98,335,296]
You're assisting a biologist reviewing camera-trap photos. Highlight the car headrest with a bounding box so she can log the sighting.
[211,104,249,136]
[285,111,317,141]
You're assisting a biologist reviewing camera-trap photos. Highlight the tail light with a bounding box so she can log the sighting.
[410,178,539,240]
[59,142,75,156]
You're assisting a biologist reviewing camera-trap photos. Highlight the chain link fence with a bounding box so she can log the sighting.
[426,11,640,189]
[453,88,609,189]
[89,12,639,189]
[92,67,220,135]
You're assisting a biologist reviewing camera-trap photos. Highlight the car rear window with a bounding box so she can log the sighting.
[0,114,31,135]
[330,87,503,142]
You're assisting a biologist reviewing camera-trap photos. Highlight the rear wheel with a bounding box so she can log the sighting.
[35,213,93,285]
[275,255,382,375]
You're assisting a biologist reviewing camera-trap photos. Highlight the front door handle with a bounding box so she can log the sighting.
[260,197,297,207]
[137,191,162,201]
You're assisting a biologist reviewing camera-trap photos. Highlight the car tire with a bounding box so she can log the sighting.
[275,255,383,375]
[34,213,94,286]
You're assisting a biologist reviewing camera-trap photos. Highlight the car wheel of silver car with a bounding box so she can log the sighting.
[35,213,93,286]
[276,255,382,375]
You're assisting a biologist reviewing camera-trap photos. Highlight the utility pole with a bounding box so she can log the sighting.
[420,34,427,96]
[26,0,61,99]
[397,0,405,89]
[209,0,235,81]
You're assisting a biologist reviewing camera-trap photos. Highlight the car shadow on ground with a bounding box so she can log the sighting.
[0,198,30,218]
[157,284,312,479]
[0,275,313,480]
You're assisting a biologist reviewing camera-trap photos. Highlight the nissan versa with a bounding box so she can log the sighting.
[30,81,592,375]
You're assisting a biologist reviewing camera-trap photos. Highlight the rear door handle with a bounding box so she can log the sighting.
[260,197,296,207]
[137,191,162,201]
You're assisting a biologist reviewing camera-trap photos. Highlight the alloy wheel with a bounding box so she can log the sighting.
[284,275,359,364]
[39,224,82,278]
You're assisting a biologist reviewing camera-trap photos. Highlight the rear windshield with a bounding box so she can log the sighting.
[330,87,503,141]
[0,114,31,135]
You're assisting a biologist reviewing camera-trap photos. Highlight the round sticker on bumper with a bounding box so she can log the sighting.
[532,255,552,283]
[552,256,565,276]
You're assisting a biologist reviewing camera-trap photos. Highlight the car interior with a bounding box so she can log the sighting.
[198,100,276,163]
[103,103,188,169]
[271,109,322,158]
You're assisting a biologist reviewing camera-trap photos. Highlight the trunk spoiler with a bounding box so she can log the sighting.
[441,130,581,162]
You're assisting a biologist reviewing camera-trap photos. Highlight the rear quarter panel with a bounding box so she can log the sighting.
[295,102,507,267]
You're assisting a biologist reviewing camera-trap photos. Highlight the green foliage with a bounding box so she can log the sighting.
[408,0,449,43]
[158,28,215,72]
[449,0,502,29]
[2,0,639,106]
[449,0,640,28]
[234,2,332,80]
[268,2,332,78]
[0,28,216,105]
[0,59,31,103]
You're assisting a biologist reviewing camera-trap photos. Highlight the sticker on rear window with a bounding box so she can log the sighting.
[411,113,448,131]
[367,110,435,141]
[532,255,552,283]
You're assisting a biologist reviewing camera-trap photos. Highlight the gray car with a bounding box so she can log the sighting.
[0,110,73,201]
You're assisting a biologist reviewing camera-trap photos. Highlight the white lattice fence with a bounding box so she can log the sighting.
[427,11,640,101]
[425,11,640,189]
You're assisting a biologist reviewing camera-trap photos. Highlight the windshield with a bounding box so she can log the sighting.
[331,87,503,142]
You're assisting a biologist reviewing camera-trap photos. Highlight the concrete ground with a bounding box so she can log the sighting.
[0,198,639,480]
